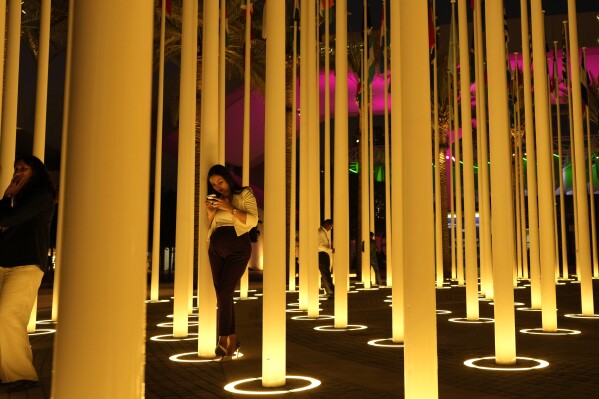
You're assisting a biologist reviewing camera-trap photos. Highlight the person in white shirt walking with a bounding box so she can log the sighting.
[318,219,335,298]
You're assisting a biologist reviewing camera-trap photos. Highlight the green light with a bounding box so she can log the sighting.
[375,165,385,182]
[349,162,359,174]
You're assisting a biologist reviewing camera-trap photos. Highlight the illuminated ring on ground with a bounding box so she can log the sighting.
[157,321,199,328]
[570,280,581,284]
[514,286,526,290]
[367,338,404,348]
[517,307,542,312]
[254,293,263,297]
[234,296,259,300]
[464,356,549,371]
[28,328,55,336]
[436,286,451,289]
[436,310,452,315]
[291,315,334,321]
[521,284,531,287]
[36,319,55,325]
[356,287,380,291]
[166,314,199,318]
[170,351,243,363]
[314,324,367,332]
[478,298,492,302]
[520,328,581,335]
[287,302,299,307]
[286,308,322,313]
[149,333,198,342]
[348,290,359,294]
[224,375,321,395]
[488,302,525,306]
[235,289,257,293]
[556,282,566,285]
[564,313,599,319]
[145,299,170,303]
[384,299,392,303]
[449,317,494,324]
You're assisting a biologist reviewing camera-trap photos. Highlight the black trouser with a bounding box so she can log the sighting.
[318,252,335,295]
[208,227,252,336]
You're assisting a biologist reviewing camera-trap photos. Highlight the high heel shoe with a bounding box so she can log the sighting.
[227,340,241,357]
[215,343,228,357]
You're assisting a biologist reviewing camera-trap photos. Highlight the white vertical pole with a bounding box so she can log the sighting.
[399,1,438,396]
[239,0,253,300]
[150,0,167,303]
[474,0,493,300]
[323,0,331,220]
[298,0,309,310]
[333,0,349,328]
[0,0,6,134]
[32,0,51,160]
[382,0,392,287]
[219,0,227,164]
[0,0,21,191]
[197,0,220,357]
[288,5,299,292]
[567,0,594,315]
[173,0,197,338]
[520,0,541,308]
[457,0,478,320]
[262,0,286,386]
[361,0,370,289]
[389,0,404,345]
[485,0,517,364]
[51,1,153,396]
[52,0,75,323]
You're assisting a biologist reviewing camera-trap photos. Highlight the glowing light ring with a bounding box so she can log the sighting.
[348,291,359,294]
[478,298,492,302]
[516,307,542,312]
[286,308,322,313]
[520,328,581,336]
[564,313,599,319]
[570,281,581,284]
[235,289,257,293]
[224,376,321,395]
[514,286,526,290]
[436,286,451,289]
[367,338,405,348]
[287,302,300,307]
[36,319,55,325]
[145,299,170,303]
[254,293,263,297]
[488,302,525,306]
[314,325,367,332]
[157,321,198,328]
[464,356,549,371]
[356,287,380,291]
[291,315,334,321]
[28,329,55,336]
[384,299,392,303]
[170,351,243,363]
[166,314,199,319]
[449,317,494,324]
[149,333,198,342]
[436,310,452,315]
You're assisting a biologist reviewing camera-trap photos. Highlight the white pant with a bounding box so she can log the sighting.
[0,265,43,382]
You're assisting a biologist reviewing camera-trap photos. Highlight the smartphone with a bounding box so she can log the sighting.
[207,194,218,200]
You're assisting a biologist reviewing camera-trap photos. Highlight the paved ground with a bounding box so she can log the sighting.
[2,277,599,398]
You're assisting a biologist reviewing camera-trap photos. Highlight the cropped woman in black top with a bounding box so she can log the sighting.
[0,155,56,392]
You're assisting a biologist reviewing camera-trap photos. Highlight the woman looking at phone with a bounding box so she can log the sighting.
[205,164,258,358]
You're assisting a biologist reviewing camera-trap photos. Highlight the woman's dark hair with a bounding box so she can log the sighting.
[14,155,57,202]
[207,164,245,195]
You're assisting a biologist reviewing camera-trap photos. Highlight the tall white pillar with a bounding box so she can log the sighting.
[567,0,594,315]
[389,0,404,344]
[485,0,517,364]
[197,0,219,357]
[520,0,541,309]
[32,0,51,160]
[0,0,7,136]
[333,0,349,327]
[458,0,479,320]
[173,0,197,338]
[531,0,558,330]
[0,0,21,191]
[262,0,286,386]
[51,1,153,396]
[399,2,438,397]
